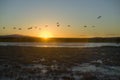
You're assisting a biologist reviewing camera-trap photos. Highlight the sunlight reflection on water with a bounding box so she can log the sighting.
[0,42,120,48]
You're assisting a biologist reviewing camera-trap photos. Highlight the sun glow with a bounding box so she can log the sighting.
[40,31,53,39]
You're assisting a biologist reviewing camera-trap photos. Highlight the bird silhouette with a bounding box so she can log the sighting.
[84,25,87,28]
[28,27,32,30]
[67,25,71,27]
[18,28,22,30]
[56,22,60,27]
[57,24,60,27]
[45,25,48,27]
[97,16,102,19]
[3,27,5,29]
[92,26,95,27]
[13,27,16,29]
[35,26,37,29]
[57,22,59,24]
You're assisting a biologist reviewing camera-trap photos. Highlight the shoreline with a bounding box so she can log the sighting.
[0,42,120,48]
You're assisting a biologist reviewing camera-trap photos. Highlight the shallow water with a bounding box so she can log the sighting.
[0,42,119,48]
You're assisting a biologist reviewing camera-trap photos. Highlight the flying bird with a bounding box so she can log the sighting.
[57,24,60,27]
[28,27,32,30]
[45,25,48,27]
[84,25,87,28]
[92,26,95,27]
[67,25,71,27]
[35,26,37,29]
[18,28,22,30]
[56,22,60,27]
[3,27,5,29]
[57,22,59,24]
[13,27,16,29]
[97,16,102,19]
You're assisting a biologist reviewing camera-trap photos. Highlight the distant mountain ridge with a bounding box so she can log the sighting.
[0,34,33,38]
[0,34,120,42]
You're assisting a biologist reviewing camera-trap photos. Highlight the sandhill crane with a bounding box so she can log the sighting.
[57,24,60,27]
[35,26,37,29]
[45,25,48,27]
[92,26,95,27]
[13,27,16,29]
[18,28,22,30]
[84,25,87,28]
[67,25,71,27]
[28,27,32,30]
[56,22,60,27]
[3,27,5,29]
[97,16,102,19]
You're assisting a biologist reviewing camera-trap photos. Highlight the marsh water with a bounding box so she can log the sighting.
[0,42,120,80]
[0,42,119,48]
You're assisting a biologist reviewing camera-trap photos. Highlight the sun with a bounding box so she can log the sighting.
[40,31,53,39]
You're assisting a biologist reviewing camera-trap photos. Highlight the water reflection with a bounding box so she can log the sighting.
[0,42,120,48]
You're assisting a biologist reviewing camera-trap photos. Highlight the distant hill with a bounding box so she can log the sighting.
[0,34,120,43]
[0,34,32,38]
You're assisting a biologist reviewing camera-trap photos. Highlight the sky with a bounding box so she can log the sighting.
[0,0,120,38]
